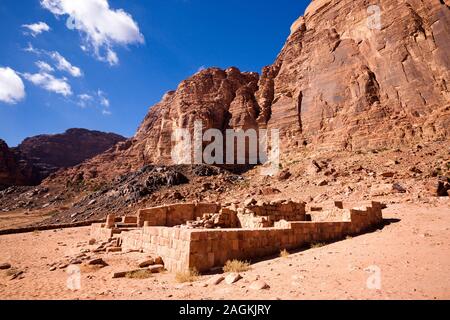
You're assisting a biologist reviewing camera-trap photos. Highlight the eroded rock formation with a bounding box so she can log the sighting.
[46,0,450,184]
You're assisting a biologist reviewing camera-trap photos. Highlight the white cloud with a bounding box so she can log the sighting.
[97,90,110,107]
[35,61,54,73]
[24,44,83,78]
[0,67,26,104]
[78,93,92,100]
[50,52,82,77]
[106,48,119,66]
[23,72,72,96]
[22,22,51,37]
[41,0,144,65]
[77,93,93,107]
[76,90,111,114]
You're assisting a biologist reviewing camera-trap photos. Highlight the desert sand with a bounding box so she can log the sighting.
[1,201,449,300]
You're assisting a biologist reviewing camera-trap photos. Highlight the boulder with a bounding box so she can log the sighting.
[88,258,108,267]
[148,265,165,273]
[225,273,242,285]
[138,258,155,268]
[207,275,225,286]
[0,263,11,270]
[249,280,270,290]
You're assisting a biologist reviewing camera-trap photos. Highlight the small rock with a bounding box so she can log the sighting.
[0,263,11,270]
[112,271,127,279]
[249,280,270,290]
[207,275,225,286]
[225,273,242,285]
[148,264,165,273]
[277,169,292,181]
[49,266,57,271]
[260,187,281,196]
[244,198,257,207]
[106,247,122,253]
[10,270,24,280]
[392,183,406,193]
[88,239,96,245]
[381,172,395,178]
[88,258,108,267]
[138,258,155,268]
[154,256,164,265]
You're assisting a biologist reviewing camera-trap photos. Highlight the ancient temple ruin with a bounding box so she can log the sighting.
[90,200,384,272]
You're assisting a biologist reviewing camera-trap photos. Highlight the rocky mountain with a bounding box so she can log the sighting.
[46,0,449,185]
[0,129,126,187]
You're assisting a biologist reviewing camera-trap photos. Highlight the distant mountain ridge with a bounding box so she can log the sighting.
[0,128,126,188]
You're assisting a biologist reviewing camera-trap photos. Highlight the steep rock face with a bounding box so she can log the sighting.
[135,68,260,162]
[136,0,450,154]
[263,0,450,150]
[0,140,37,188]
[46,0,450,184]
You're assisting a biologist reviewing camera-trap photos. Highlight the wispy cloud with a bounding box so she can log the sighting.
[23,72,72,97]
[97,90,110,107]
[0,67,26,104]
[77,93,93,107]
[35,61,54,73]
[50,51,82,77]
[22,22,51,37]
[24,44,83,78]
[41,0,144,66]
[76,90,112,115]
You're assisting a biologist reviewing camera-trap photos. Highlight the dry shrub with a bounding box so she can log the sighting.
[310,242,326,249]
[223,260,251,273]
[175,268,200,283]
[125,269,152,279]
[280,249,290,258]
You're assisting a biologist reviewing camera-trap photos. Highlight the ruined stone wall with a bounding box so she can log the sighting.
[121,227,191,273]
[137,203,221,227]
[90,223,114,241]
[187,203,382,271]
[121,202,383,272]
[238,201,306,228]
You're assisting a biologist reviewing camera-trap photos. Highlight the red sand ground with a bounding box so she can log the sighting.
[1,201,449,300]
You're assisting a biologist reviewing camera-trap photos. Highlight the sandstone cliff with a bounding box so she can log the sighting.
[46,0,450,184]
[0,140,37,188]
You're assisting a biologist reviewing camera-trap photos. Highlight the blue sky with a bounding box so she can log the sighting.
[0,0,309,147]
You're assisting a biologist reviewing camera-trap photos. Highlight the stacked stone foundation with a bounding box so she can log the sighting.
[114,201,384,273]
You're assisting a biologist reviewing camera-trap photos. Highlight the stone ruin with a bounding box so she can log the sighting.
[90,200,384,273]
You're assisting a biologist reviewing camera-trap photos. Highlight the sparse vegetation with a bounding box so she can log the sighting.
[238,180,251,189]
[280,249,290,258]
[310,242,326,249]
[223,260,251,273]
[175,268,200,283]
[125,269,152,279]
[47,210,60,217]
